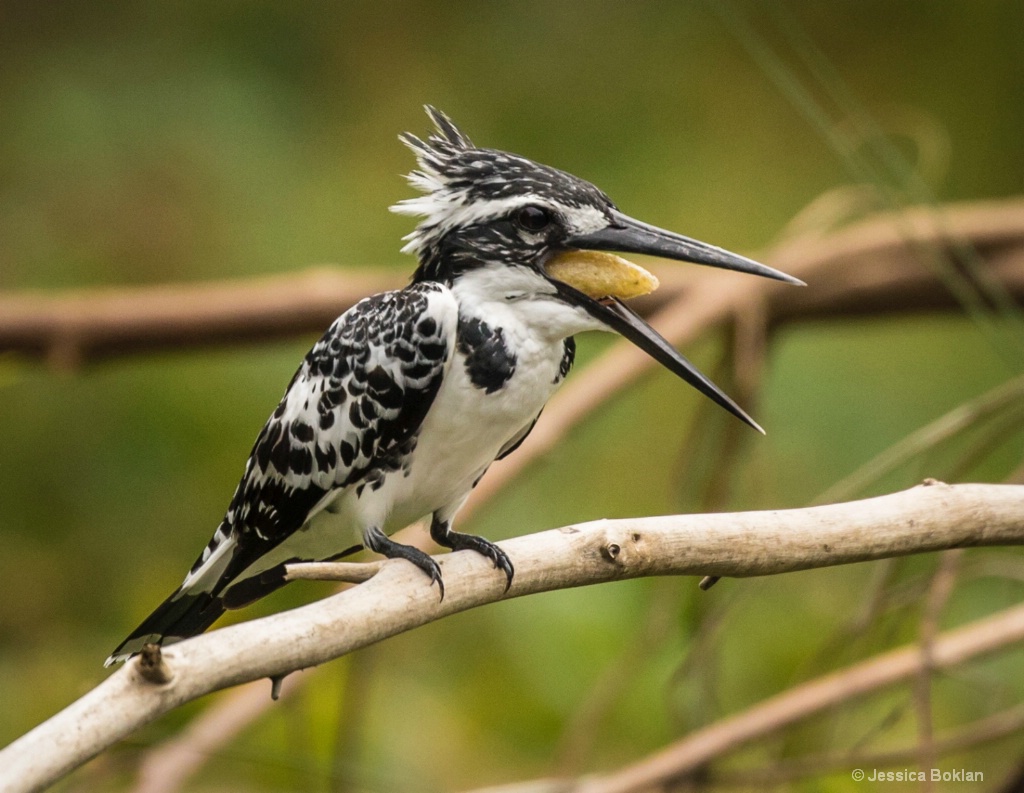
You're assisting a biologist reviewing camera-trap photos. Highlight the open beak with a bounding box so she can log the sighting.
[546,211,804,433]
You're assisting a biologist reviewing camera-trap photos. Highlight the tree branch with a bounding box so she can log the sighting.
[470,602,1024,793]
[0,267,402,367]
[129,670,311,793]
[570,592,1024,793]
[2,482,1024,793]
[708,702,1024,786]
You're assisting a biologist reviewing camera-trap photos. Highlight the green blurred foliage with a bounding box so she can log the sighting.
[1,1,1023,790]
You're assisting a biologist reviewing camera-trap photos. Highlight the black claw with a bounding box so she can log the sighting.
[430,518,514,592]
[428,559,445,601]
[480,541,515,592]
[365,526,445,600]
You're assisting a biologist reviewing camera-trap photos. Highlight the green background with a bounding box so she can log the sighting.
[1,1,1022,790]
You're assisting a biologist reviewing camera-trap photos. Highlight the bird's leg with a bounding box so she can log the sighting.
[363,526,445,599]
[430,515,514,591]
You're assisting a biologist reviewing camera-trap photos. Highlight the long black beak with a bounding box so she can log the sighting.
[555,211,805,432]
[550,280,764,433]
[565,209,805,286]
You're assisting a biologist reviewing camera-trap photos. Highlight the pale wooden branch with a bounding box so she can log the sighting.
[285,560,384,583]
[2,482,1024,793]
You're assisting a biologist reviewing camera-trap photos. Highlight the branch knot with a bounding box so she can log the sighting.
[137,643,174,686]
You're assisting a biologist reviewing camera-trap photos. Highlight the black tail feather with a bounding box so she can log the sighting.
[105,587,225,666]
[106,544,365,666]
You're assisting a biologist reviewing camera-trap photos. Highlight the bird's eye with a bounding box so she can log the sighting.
[516,205,551,232]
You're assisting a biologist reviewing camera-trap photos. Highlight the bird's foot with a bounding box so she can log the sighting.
[430,520,514,591]
[364,526,445,600]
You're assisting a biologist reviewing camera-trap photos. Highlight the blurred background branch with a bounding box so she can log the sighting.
[2,199,1022,366]
[466,599,1024,793]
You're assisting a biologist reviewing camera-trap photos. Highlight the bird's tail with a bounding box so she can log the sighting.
[104,531,242,667]
[105,529,364,666]
[103,586,225,667]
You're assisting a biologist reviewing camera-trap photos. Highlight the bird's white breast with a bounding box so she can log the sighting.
[261,266,605,566]
[369,265,604,532]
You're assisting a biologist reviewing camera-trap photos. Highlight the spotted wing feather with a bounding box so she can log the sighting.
[105,282,455,664]
[207,281,453,574]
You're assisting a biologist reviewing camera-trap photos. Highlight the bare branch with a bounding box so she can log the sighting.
[465,609,1024,793]
[913,549,963,792]
[701,699,1024,785]
[765,198,1024,321]
[571,594,1024,793]
[2,482,1024,793]
[0,267,401,367]
[285,560,384,583]
[131,672,310,793]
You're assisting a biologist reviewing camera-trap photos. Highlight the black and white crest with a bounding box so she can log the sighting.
[391,106,615,276]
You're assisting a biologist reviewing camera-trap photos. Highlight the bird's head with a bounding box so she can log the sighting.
[392,106,803,432]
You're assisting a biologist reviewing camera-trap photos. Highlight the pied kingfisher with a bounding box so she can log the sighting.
[106,107,801,665]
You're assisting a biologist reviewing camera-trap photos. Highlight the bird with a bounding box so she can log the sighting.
[105,106,802,666]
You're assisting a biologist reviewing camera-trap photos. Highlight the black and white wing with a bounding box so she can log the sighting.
[221,282,455,557]
[105,282,456,664]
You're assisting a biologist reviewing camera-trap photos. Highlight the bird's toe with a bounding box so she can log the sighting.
[444,532,514,591]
